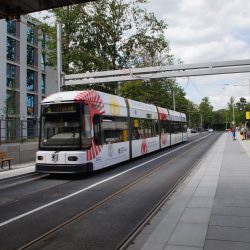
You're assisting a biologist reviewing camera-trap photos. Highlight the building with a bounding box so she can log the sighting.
[0,15,57,142]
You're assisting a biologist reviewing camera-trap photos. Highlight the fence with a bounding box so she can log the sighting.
[0,118,39,144]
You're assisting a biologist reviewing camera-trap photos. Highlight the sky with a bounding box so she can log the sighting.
[33,0,250,110]
[144,0,250,110]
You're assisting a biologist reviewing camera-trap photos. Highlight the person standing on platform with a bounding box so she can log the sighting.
[241,127,245,140]
[244,126,248,140]
[231,126,236,140]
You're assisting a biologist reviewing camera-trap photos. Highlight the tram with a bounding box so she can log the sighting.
[36,90,187,173]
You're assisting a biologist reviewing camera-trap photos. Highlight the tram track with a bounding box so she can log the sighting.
[0,173,78,208]
[118,149,204,250]
[15,133,219,250]
[0,173,48,191]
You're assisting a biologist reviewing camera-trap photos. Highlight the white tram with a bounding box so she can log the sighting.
[36,90,187,173]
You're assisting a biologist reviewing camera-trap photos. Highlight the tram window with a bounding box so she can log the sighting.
[154,120,159,136]
[132,118,159,140]
[183,123,188,132]
[93,115,102,145]
[103,116,128,144]
[171,121,182,133]
[160,120,170,134]
[81,105,92,148]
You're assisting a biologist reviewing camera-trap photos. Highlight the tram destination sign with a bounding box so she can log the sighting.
[43,103,78,114]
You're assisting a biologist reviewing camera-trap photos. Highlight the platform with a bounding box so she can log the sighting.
[128,132,250,250]
[0,161,35,180]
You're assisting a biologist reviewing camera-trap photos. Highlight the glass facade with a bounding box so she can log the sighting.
[4,18,50,123]
[27,45,35,65]
[41,53,46,71]
[7,37,16,61]
[27,22,35,44]
[41,74,46,94]
[6,90,17,115]
[7,20,16,36]
[41,32,46,50]
[27,94,35,116]
[7,64,16,88]
[27,69,35,91]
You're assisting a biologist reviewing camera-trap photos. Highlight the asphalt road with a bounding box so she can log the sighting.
[0,132,221,250]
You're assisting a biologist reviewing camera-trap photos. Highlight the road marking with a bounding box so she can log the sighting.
[0,134,212,227]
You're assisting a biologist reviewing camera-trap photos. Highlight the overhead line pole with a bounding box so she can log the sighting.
[57,23,62,92]
[173,90,175,111]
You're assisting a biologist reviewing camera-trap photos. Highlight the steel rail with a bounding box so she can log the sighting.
[0,173,48,191]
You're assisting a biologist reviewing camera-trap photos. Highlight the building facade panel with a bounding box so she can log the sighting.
[0,15,57,142]
[0,21,7,118]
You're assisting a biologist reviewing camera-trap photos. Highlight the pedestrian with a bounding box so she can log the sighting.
[231,126,236,140]
[244,126,248,140]
[241,127,245,140]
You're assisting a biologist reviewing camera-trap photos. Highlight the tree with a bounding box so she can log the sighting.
[199,97,214,129]
[119,78,188,112]
[41,0,175,95]
[186,100,200,129]
[41,0,192,115]
[213,109,227,130]
[235,97,247,124]
[45,0,173,72]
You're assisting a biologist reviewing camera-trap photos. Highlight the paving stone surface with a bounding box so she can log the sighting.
[204,240,250,250]
[207,225,250,242]
[127,133,250,250]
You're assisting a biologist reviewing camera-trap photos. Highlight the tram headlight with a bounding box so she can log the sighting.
[37,156,43,160]
[68,156,78,161]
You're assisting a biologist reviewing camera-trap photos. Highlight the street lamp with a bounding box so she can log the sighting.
[224,81,250,95]
[200,113,203,131]
[173,90,175,111]
[232,102,235,125]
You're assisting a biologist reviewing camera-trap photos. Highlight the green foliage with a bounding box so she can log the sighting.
[212,96,250,130]
[224,97,250,126]
[199,97,214,129]
[45,0,173,76]
[213,109,227,130]
[119,78,188,112]
[235,97,247,124]
[41,0,178,95]
[186,101,200,129]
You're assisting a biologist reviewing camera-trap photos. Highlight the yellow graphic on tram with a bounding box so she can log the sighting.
[110,96,120,116]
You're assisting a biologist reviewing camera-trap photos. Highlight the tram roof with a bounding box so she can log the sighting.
[0,0,96,19]
[42,90,186,121]
[169,110,186,122]
[42,90,127,106]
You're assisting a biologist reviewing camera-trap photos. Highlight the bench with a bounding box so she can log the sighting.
[0,152,14,170]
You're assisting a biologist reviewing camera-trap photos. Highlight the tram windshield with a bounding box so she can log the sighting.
[40,103,92,150]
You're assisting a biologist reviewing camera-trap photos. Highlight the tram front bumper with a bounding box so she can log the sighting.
[35,163,93,174]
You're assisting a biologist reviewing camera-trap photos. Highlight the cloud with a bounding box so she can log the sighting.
[145,0,250,63]
[145,0,250,109]
[33,1,250,110]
